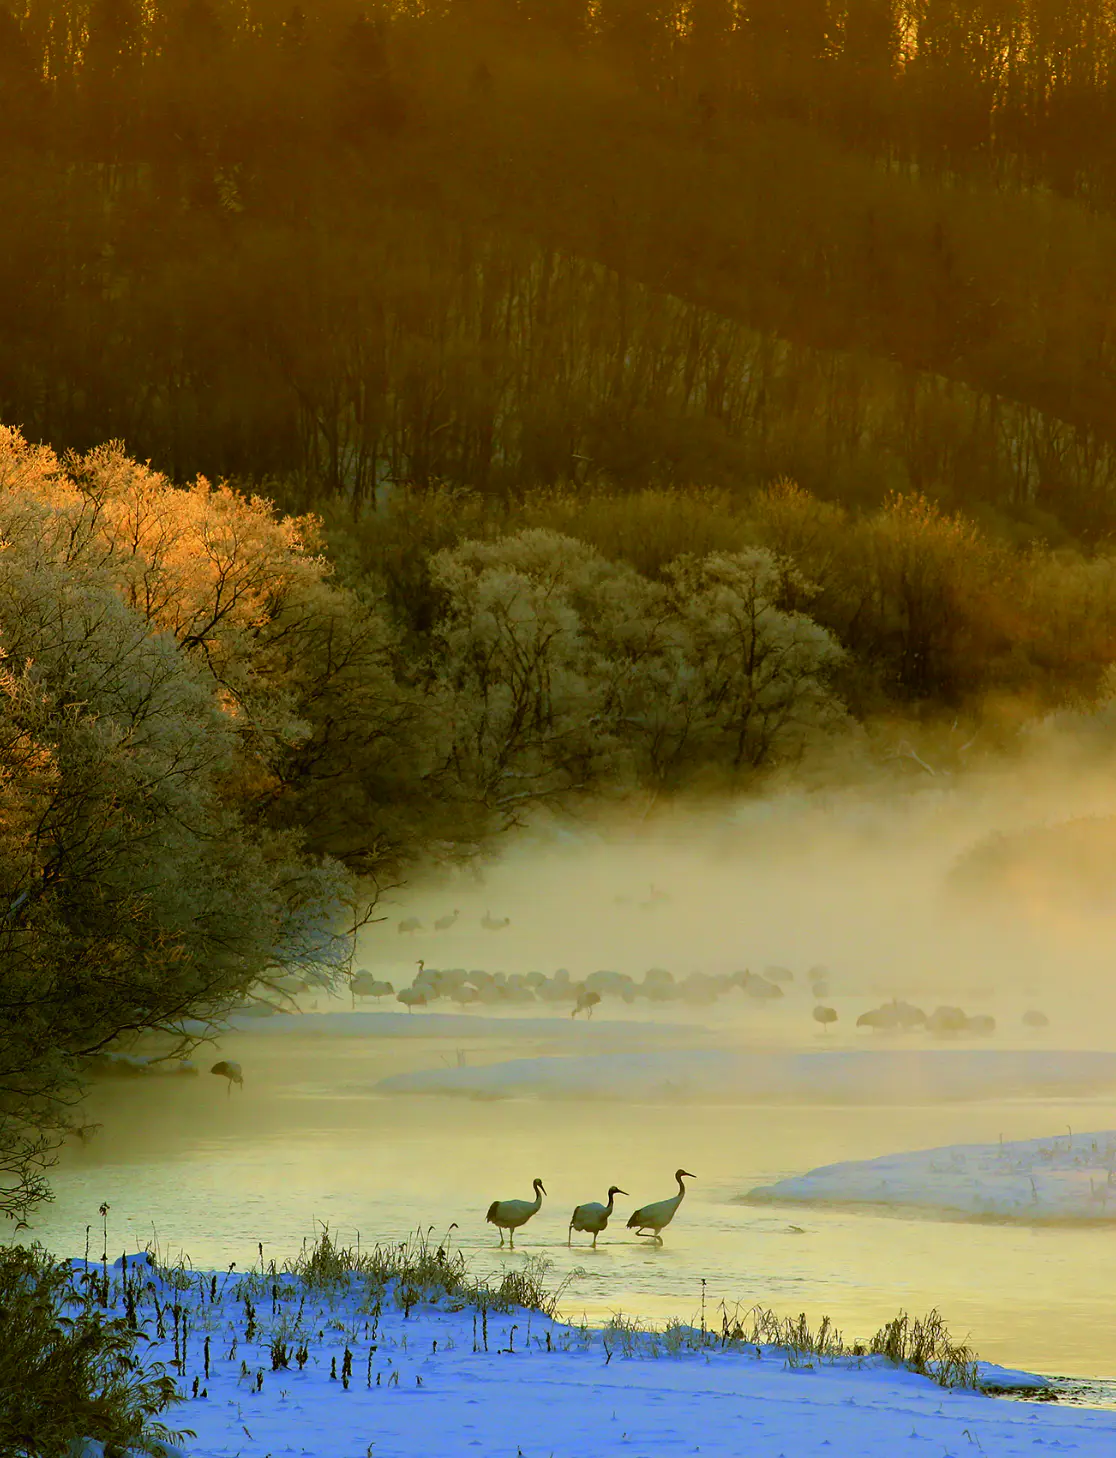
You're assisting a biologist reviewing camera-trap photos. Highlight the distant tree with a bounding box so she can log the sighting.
[608,548,847,785]
[426,529,628,828]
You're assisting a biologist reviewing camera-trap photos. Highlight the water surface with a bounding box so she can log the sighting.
[23,1026,1116,1382]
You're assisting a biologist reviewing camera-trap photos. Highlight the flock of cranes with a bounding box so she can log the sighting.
[349,959,811,1013]
[487,1170,695,1249]
[350,939,1051,1037]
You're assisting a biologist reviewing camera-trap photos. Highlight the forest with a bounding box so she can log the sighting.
[4,0,1116,532]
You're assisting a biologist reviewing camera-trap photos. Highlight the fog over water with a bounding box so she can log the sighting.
[25,756,1116,1380]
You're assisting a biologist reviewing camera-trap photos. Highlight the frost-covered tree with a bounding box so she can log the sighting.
[0,428,420,879]
[427,530,630,826]
[0,434,365,1216]
[627,550,847,785]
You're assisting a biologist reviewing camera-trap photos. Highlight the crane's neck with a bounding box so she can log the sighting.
[532,1184,544,1211]
[604,1191,616,1215]
[675,1172,688,1198]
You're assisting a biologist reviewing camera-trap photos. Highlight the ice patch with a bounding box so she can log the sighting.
[746,1129,1116,1220]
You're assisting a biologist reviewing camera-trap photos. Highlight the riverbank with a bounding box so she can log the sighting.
[59,1235,1116,1458]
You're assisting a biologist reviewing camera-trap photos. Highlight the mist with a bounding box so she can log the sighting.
[361,737,1116,1044]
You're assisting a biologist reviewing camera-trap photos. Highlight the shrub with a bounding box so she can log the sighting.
[0,1243,187,1458]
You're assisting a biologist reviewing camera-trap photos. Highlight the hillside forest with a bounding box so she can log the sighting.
[5,0,1116,532]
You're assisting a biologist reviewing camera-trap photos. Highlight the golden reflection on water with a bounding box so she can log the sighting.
[22,1029,1116,1381]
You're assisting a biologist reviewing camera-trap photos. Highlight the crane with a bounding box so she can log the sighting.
[571,988,601,1019]
[210,1060,243,1096]
[813,1005,837,1032]
[626,1169,694,1244]
[486,1178,546,1248]
[568,1186,628,1248]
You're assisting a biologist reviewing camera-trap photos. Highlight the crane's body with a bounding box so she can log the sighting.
[568,1186,627,1247]
[486,1178,546,1247]
[627,1169,694,1244]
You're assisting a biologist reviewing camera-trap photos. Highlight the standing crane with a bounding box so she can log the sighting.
[568,1185,628,1248]
[626,1169,695,1244]
[486,1178,546,1248]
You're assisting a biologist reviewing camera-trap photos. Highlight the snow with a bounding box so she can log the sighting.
[60,1255,1116,1458]
[747,1130,1116,1220]
[375,1047,1116,1102]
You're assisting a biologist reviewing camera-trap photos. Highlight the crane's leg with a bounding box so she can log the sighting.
[592,1232,598,1248]
[509,1230,515,1250]
[568,1226,573,1247]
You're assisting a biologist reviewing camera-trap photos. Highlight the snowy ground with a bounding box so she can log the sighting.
[747,1130,1116,1220]
[375,1047,1116,1103]
[67,1251,1116,1458]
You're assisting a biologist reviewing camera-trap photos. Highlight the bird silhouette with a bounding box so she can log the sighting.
[571,988,601,1019]
[486,1178,546,1248]
[627,1169,694,1244]
[568,1186,628,1248]
[210,1060,243,1096]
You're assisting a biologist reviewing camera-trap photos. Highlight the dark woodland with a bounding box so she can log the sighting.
[4,0,1116,531]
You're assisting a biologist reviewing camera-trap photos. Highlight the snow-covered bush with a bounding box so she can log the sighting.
[0,1243,186,1458]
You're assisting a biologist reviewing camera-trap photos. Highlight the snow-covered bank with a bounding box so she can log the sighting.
[375,1047,1116,1103]
[747,1130,1116,1220]
[61,1250,1116,1458]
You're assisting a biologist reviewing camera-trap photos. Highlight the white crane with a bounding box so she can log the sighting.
[433,909,460,931]
[398,917,423,934]
[626,1169,694,1244]
[210,1060,243,1096]
[481,911,511,930]
[568,1185,628,1248]
[486,1178,546,1248]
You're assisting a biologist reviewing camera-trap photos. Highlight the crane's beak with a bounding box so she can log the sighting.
[682,1171,696,1178]
[539,1182,547,1196]
[616,1188,629,1196]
